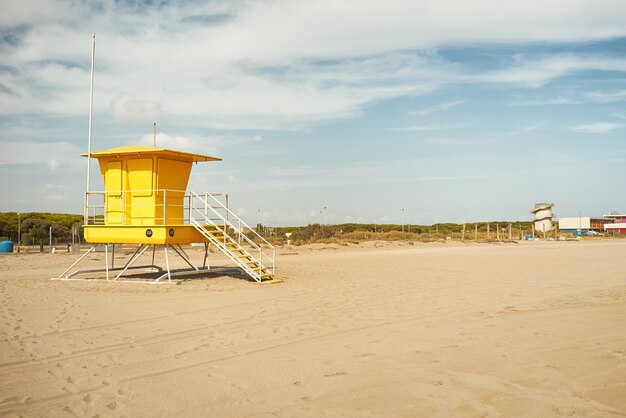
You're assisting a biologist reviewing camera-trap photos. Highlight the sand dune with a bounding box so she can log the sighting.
[0,240,625,417]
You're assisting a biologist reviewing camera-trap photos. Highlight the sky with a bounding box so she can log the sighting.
[0,0,625,227]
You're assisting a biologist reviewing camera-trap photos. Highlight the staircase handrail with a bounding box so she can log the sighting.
[189,192,275,277]
[190,191,274,250]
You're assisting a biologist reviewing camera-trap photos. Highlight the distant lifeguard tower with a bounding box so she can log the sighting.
[531,203,555,236]
[56,145,275,283]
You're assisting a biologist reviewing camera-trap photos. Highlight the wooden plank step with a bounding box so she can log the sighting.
[262,279,283,284]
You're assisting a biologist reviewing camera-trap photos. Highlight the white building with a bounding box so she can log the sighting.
[558,216,615,234]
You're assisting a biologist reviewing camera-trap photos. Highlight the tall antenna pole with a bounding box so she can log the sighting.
[84,33,96,224]
[153,122,157,147]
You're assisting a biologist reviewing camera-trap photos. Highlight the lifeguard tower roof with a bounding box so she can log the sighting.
[81,145,221,162]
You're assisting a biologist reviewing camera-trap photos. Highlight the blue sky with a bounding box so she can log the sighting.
[1,0,625,226]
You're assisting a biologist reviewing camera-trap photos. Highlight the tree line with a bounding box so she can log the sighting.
[0,211,535,245]
[260,221,536,243]
[0,212,83,244]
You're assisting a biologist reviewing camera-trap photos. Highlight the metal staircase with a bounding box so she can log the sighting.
[189,192,275,282]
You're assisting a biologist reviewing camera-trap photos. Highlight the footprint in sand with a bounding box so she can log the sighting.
[63,406,77,415]
[323,371,347,377]
[355,352,374,358]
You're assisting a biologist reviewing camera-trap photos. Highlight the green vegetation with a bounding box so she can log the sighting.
[0,211,545,246]
[259,221,536,245]
[0,212,83,245]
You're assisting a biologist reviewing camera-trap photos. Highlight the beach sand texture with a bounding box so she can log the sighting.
[1,240,625,417]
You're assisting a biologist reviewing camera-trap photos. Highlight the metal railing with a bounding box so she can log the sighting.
[189,192,275,279]
[83,189,228,226]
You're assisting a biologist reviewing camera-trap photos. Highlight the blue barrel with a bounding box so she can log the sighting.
[0,241,14,253]
[524,233,532,240]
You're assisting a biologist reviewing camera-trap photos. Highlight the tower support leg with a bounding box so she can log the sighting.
[114,244,149,281]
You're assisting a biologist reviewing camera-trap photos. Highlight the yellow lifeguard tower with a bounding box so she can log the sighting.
[55,145,275,283]
[83,145,220,243]
[54,34,275,283]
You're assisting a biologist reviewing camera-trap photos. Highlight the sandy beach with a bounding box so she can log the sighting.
[1,239,625,417]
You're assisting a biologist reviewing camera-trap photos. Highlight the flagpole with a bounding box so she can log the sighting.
[84,33,95,224]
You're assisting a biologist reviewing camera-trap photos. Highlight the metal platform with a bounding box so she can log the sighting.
[51,243,222,284]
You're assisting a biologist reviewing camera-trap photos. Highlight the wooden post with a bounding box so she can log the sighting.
[487,223,490,239]
[496,223,500,240]
[474,224,478,240]
[462,224,466,240]
[508,223,512,240]
[542,224,546,239]
[532,223,535,238]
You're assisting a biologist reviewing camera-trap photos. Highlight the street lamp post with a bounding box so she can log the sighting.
[401,208,405,232]
[323,205,328,226]
[17,212,21,246]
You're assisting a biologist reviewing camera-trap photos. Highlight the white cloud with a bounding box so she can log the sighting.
[391,125,447,132]
[40,183,75,202]
[504,122,547,137]
[410,100,465,116]
[0,141,83,170]
[44,194,66,201]
[132,133,218,155]
[570,122,622,133]
[1,0,626,129]
[470,55,626,87]
[426,138,476,145]
[511,98,581,106]
[47,159,59,170]
[204,1,626,62]
[109,94,164,124]
[584,89,626,103]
